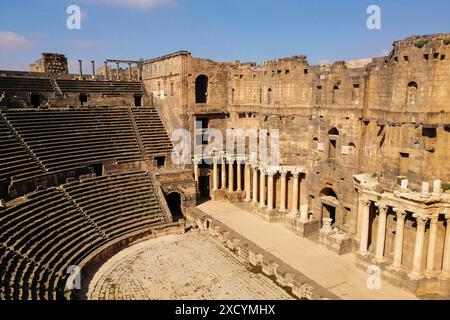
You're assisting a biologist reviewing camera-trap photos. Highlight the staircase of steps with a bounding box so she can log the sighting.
[127,106,149,160]
[58,188,109,240]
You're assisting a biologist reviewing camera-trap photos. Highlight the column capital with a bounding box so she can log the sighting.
[429,214,439,224]
[226,157,235,164]
[413,213,430,225]
[393,207,407,219]
[375,202,389,213]
[280,171,288,178]
[266,168,277,176]
[360,199,371,207]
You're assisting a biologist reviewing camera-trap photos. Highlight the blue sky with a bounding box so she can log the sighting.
[0,0,449,72]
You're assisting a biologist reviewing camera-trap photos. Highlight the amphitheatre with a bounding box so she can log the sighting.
[0,33,449,300]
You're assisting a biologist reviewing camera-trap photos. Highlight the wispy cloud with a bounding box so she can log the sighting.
[94,0,175,9]
[0,31,33,52]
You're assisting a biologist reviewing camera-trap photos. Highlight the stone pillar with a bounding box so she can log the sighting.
[359,199,371,254]
[267,170,275,212]
[409,214,429,279]
[128,63,132,81]
[91,61,96,78]
[236,159,242,192]
[432,180,442,197]
[252,167,258,204]
[374,202,389,262]
[213,158,219,191]
[279,171,287,212]
[116,62,120,80]
[259,169,266,208]
[425,215,439,275]
[440,215,450,279]
[299,173,306,208]
[228,158,234,193]
[291,173,299,214]
[194,161,199,189]
[391,209,407,270]
[104,62,108,80]
[244,162,251,202]
[221,158,227,190]
[300,205,309,222]
[78,60,83,78]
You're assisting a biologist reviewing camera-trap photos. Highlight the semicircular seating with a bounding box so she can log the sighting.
[0,171,171,300]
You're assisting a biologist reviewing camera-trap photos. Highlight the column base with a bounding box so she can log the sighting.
[373,257,386,264]
[423,269,439,279]
[386,264,403,273]
[408,271,424,281]
[438,272,450,280]
[358,250,370,257]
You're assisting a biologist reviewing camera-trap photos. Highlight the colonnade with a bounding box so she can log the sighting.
[195,156,307,215]
[358,198,450,279]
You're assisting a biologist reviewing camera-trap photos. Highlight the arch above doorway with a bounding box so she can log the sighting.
[195,75,208,103]
[165,192,184,221]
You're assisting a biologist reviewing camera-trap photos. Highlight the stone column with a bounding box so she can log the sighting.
[391,209,407,270]
[279,171,287,212]
[91,61,96,78]
[267,170,275,212]
[221,158,227,190]
[359,199,371,254]
[440,215,450,279]
[299,173,306,208]
[236,159,242,192]
[104,62,108,80]
[425,215,439,275]
[194,161,199,189]
[213,158,219,191]
[228,158,234,193]
[409,214,429,279]
[78,60,83,78]
[128,63,132,81]
[252,167,258,204]
[245,162,251,202]
[291,173,299,214]
[259,169,266,208]
[374,202,389,262]
[116,62,120,80]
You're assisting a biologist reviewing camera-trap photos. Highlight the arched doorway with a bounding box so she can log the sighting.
[319,188,338,226]
[195,75,208,103]
[165,192,183,221]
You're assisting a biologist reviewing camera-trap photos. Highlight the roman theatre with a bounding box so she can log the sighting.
[0,34,449,300]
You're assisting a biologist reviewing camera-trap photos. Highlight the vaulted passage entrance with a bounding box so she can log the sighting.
[195,75,208,103]
[165,192,183,221]
[319,188,339,226]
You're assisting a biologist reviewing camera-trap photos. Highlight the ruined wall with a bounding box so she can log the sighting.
[30,53,68,75]
[142,52,189,137]
[145,33,450,233]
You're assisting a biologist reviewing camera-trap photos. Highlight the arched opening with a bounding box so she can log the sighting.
[195,75,208,103]
[319,188,338,226]
[407,81,418,108]
[349,142,356,153]
[165,192,183,221]
[267,88,272,105]
[328,128,339,159]
[134,95,142,107]
[79,93,88,106]
[332,85,339,104]
[328,128,340,136]
[30,93,41,107]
